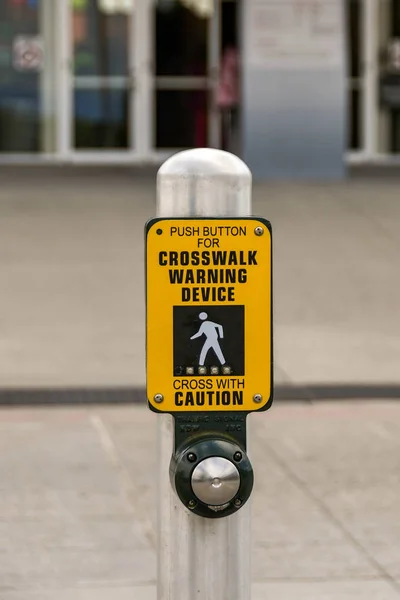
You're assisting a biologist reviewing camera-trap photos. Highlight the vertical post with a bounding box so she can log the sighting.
[156,148,252,600]
[57,0,71,160]
[39,0,54,153]
[364,0,378,159]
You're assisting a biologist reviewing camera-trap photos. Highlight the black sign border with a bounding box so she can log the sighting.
[145,216,273,416]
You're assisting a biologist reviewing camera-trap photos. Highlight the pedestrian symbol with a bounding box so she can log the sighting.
[173,305,244,377]
[190,312,226,366]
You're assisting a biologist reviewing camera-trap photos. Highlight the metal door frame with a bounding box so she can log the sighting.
[59,0,151,163]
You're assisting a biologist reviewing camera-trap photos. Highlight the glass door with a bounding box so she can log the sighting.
[377,0,400,155]
[151,1,218,153]
[0,0,58,155]
[68,0,138,157]
[346,0,364,155]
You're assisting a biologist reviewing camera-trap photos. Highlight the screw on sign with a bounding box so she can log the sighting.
[13,36,44,72]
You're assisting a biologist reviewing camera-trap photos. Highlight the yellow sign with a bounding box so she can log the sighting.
[146,218,272,413]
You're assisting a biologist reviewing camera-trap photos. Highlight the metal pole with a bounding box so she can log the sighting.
[156,148,252,600]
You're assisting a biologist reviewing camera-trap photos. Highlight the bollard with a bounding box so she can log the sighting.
[145,148,273,600]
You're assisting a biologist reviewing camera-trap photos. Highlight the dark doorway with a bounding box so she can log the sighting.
[219,1,240,153]
[154,2,209,149]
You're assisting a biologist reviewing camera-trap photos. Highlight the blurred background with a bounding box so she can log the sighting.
[2,0,400,171]
[1,1,400,599]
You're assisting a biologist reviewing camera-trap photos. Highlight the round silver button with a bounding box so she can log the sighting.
[191,457,240,506]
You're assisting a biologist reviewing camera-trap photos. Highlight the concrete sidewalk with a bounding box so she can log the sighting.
[1,401,400,599]
[0,166,399,392]
[0,167,400,598]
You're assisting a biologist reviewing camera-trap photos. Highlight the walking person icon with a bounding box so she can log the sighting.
[173,305,244,376]
[190,312,226,366]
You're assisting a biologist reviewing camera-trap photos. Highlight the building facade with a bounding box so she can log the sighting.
[0,0,399,172]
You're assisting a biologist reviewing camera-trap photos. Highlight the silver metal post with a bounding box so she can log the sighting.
[156,148,252,600]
